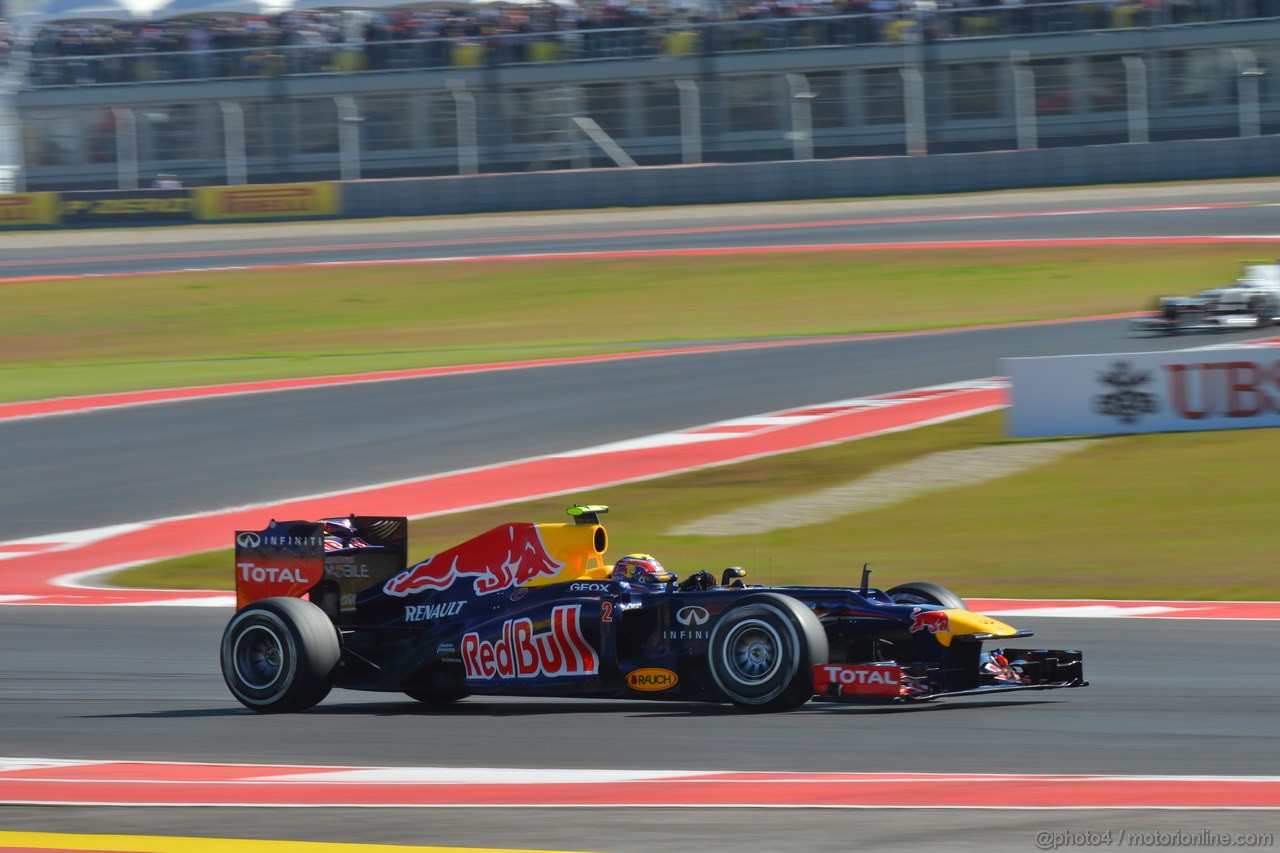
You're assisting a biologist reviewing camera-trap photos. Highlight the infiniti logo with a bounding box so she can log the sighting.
[676,606,709,626]
[236,532,261,549]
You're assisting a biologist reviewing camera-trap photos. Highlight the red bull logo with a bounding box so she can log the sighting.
[909,608,951,635]
[462,605,598,680]
[383,524,564,597]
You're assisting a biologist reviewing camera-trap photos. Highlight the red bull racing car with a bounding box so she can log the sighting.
[220,506,1086,713]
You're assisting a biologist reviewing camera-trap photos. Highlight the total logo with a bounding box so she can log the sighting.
[462,605,598,681]
[236,562,313,585]
[813,664,904,698]
[818,665,898,686]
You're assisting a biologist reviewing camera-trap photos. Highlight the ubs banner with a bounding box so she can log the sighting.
[193,183,339,221]
[1004,347,1280,437]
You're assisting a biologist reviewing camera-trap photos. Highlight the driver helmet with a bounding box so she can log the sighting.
[611,553,675,585]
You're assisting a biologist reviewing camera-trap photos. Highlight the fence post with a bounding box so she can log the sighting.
[220,101,248,185]
[449,78,479,176]
[786,72,815,160]
[112,107,138,190]
[335,95,363,181]
[1231,48,1262,138]
[675,78,702,165]
[900,67,926,156]
[1012,50,1038,150]
[1121,55,1149,144]
[564,87,589,169]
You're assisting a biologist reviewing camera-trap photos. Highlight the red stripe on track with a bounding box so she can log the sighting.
[1,764,1276,808]
[2,386,1002,601]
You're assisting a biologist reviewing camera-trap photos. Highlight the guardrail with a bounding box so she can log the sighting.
[5,133,1280,230]
[23,0,1276,88]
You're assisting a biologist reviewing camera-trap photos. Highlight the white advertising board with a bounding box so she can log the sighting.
[1003,347,1280,438]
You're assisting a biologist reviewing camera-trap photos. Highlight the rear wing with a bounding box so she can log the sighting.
[234,516,408,611]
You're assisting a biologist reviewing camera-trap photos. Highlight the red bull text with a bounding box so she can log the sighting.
[462,605,598,680]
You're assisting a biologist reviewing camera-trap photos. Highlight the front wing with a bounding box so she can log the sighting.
[813,648,1086,703]
[1131,313,1261,333]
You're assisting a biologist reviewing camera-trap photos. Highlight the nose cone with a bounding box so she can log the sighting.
[924,608,1020,648]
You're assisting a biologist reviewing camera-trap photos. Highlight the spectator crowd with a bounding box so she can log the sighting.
[8,0,1279,84]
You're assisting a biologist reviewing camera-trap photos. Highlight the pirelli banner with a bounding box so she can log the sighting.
[60,189,192,226]
[0,193,60,227]
[193,182,339,221]
[1004,347,1280,437]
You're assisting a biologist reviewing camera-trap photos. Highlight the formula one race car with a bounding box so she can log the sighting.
[220,506,1085,713]
[1132,261,1280,334]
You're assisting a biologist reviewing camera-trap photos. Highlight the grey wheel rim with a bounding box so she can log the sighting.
[723,618,783,686]
[233,624,287,691]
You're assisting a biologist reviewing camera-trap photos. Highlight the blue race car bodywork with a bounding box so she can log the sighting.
[220,506,1085,713]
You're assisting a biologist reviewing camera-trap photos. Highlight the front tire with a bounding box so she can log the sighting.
[886,581,966,610]
[221,597,340,713]
[708,593,828,712]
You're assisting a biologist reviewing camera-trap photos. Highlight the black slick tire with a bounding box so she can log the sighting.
[707,592,828,712]
[886,581,966,610]
[220,596,340,713]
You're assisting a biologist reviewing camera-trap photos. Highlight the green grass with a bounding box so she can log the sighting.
[24,232,1280,600]
[117,412,1280,600]
[2,244,1273,403]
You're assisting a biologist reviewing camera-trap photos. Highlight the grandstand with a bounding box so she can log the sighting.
[3,0,1278,190]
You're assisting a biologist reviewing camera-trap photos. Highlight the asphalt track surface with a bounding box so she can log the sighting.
[3,183,1279,851]
[1,608,1276,851]
[2,179,1279,279]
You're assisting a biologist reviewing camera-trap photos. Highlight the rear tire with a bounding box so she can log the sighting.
[886,582,966,610]
[708,593,828,712]
[221,597,340,713]
[1249,296,1276,328]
